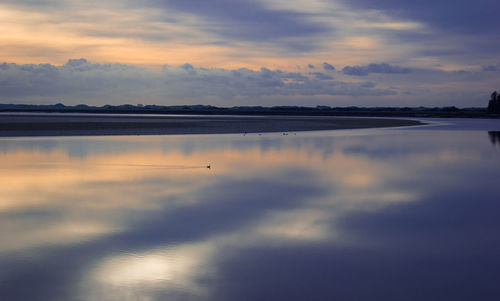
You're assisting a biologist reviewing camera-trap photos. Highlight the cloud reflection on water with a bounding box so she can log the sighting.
[1,127,500,300]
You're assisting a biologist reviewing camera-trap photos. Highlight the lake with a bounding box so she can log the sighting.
[1,118,500,300]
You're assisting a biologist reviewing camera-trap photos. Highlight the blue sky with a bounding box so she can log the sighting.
[0,0,499,107]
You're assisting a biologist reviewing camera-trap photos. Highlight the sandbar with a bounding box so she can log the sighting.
[0,114,423,137]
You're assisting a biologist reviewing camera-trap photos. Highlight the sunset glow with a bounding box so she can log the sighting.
[1,0,499,106]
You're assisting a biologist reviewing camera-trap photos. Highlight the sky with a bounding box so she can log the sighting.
[0,0,499,107]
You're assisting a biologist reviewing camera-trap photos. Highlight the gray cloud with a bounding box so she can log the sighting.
[342,63,411,76]
[3,59,498,107]
[483,63,500,72]
[0,59,148,100]
[180,63,195,71]
[341,66,368,76]
[0,59,397,105]
[322,62,335,71]
[146,0,331,51]
[343,0,499,35]
[340,0,500,65]
[0,0,62,7]
[3,1,333,52]
[309,72,334,81]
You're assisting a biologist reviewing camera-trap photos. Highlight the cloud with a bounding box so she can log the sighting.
[0,59,147,99]
[337,0,500,66]
[342,63,411,76]
[3,0,500,71]
[483,63,500,72]
[309,72,334,80]
[342,0,499,35]
[0,59,398,105]
[180,63,195,71]
[0,0,62,7]
[147,0,332,51]
[341,66,368,76]
[322,62,335,71]
[2,58,499,107]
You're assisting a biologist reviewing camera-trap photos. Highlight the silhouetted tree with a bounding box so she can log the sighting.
[488,90,500,113]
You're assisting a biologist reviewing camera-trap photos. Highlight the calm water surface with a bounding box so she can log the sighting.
[1,118,500,300]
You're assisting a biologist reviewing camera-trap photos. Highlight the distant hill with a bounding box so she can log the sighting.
[0,103,495,118]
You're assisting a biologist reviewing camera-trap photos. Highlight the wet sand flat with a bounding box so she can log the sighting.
[0,114,423,137]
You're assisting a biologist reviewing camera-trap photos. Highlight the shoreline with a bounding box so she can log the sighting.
[0,114,423,137]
